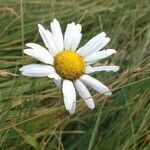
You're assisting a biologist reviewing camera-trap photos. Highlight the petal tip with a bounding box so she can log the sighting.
[69,110,75,115]
[115,66,120,71]
[106,37,111,41]
[112,49,117,54]
[38,24,42,28]
[90,105,95,109]
[23,49,29,55]
[53,18,58,22]
[101,32,107,36]
[105,91,112,96]
[25,43,33,48]
[25,43,29,47]
[19,67,23,72]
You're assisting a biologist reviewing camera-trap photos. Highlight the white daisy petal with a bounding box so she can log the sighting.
[85,49,116,64]
[71,33,82,51]
[62,80,76,111]
[20,64,55,77]
[38,24,58,56]
[94,37,110,52]
[83,37,110,57]
[94,66,120,72]
[76,32,107,56]
[70,24,82,51]
[45,30,59,56]
[86,32,106,47]
[24,45,54,65]
[74,79,95,109]
[69,99,76,114]
[64,22,75,50]
[80,74,112,96]
[75,24,82,32]
[38,24,52,50]
[26,43,46,50]
[53,76,62,87]
[48,72,60,80]
[38,24,49,48]
[85,65,94,74]
[50,19,64,51]
[85,65,120,74]
[64,23,82,51]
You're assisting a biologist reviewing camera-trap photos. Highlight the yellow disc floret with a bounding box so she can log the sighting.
[54,51,85,81]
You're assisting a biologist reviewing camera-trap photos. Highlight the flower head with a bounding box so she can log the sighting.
[20,19,119,114]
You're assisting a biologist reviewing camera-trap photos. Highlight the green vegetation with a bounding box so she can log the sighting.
[0,0,149,149]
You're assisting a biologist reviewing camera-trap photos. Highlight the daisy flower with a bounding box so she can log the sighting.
[20,19,119,114]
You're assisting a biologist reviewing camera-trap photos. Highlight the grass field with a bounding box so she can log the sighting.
[0,0,150,149]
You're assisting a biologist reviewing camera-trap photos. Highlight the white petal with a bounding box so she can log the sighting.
[62,80,76,111]
[74,79,95,109]
[75,24,82,32]
[84,49,116,64]
[71,32,82,51]
[85,65,94,74]
[53,76,62,87]
[38,24,49,48]
[94,66,119,72]
[48,72,60,80]
[76,32,108,56]
[50,19,64,51]
[64,22,75,50]
[86,32,106,47]
[38,24,58,56]
[69,99,76,114]
[80,74,112,96]
[26,43,46,50]
[20,64,55,77]
[70,24,82,51]
[24,44,54,65]
[64,23,82,51]
[85,65,119,74]
[94,37,110,52]
[45,30,60,56]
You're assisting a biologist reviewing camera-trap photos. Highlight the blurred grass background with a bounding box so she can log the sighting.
[0,0,150,149]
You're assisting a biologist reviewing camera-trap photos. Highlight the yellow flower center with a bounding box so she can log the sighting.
[54,51,85,81]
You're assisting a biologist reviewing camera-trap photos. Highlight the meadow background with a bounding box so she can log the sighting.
[0,0,150,149]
